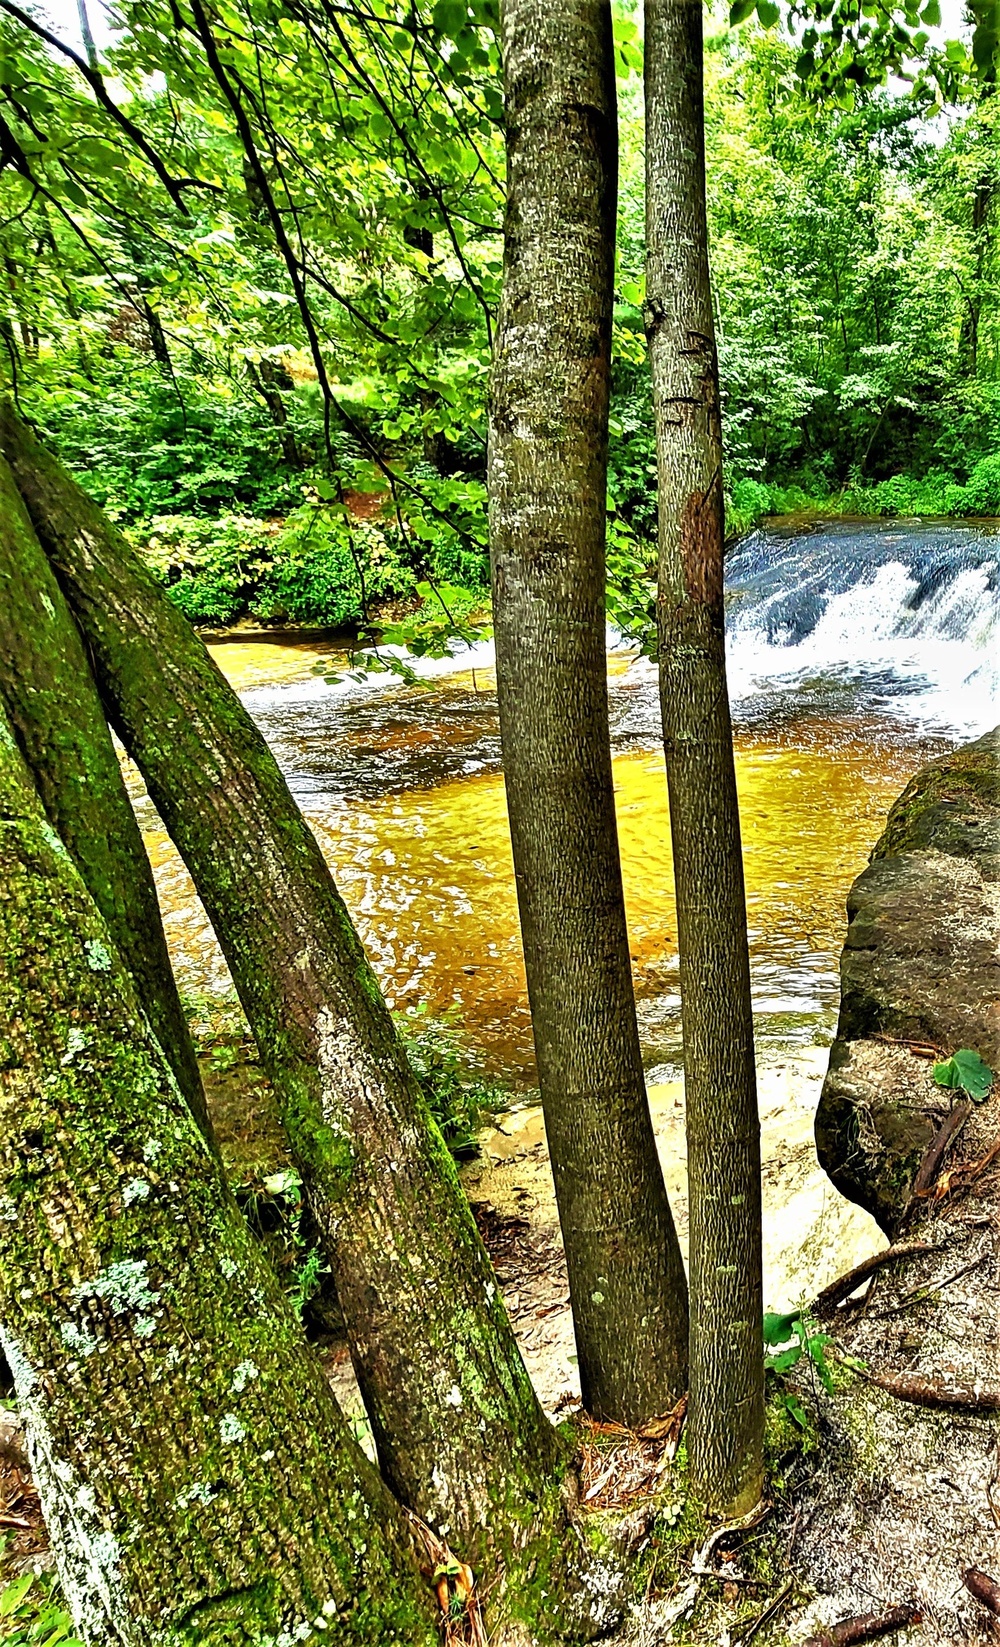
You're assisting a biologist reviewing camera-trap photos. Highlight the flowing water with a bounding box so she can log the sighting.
[143,516,999,1092]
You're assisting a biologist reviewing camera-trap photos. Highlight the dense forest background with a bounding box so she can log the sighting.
[2,2,999,631]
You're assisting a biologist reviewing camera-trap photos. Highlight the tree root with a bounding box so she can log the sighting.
[813,1242,934,1316]
[862,1369,1000,1411]
[964,1567,1000,1617]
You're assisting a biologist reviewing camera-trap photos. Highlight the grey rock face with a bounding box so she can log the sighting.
[816,727,1000,1235]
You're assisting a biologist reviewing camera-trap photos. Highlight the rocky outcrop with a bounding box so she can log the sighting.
[815,726,1000,1235]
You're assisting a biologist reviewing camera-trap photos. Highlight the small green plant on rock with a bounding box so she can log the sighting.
[932,1047,993,1101]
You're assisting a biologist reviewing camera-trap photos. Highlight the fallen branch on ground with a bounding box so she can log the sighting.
[862,1369,1000,1411]
[877,1254,986,1318]
[924,1131,1000,1206]
[964,1567,1000,1617]
[813,1242,934,1316]
[872,1034,943,1058]
[735,1576,794,1643]
[802,1601,922,1645]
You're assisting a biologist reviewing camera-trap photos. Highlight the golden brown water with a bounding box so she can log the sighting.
[141,639,938,1086]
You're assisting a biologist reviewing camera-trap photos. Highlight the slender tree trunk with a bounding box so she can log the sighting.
[644,0,764,1515]
[960,173,991,378]
[246,358,301,468]
[0,697,437,1647]
[0,453,211,1145]
[488,0,688,1426]
[0,406,615,1637]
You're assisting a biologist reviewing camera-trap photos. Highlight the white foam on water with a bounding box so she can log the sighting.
[724,556,999,739]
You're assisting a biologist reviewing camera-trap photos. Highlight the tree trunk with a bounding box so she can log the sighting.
[644,0,764,1515]
[0,452,212,1146]
[488,0,689,1426]
[246,358,302,468]
[0,696,437,1647]
[0,405,607,1627]
[960,171,991,378]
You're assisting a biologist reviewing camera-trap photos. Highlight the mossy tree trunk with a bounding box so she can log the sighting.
[0,404,588,1606]
[488,0,689,1426]
[643,0,764,1515]
[0,451,212,1146]
[0,697,438,1647]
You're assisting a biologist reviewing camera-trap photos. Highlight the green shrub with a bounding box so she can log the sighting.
[727,478,772,536]
[962,452,1000,515]
[0,1568,81,1647]
[134,514,280,626]
[252,506,415,627]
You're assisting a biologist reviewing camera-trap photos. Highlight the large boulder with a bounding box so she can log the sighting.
[815,726,1000,1235]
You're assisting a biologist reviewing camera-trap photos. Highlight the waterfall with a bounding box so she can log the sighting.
[722,519,999,737]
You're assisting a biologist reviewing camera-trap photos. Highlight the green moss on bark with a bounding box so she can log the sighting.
[0,696,437,1647]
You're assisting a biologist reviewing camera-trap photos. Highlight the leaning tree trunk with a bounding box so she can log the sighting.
[488,0,688,1425]
[0,406,610,1632]
[0,698,437,1647]
[0,453,211,1145]
[643,0,764,1515]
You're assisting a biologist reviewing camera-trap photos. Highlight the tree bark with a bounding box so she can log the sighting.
[488,0,689,1426]
[0,404,598,1617]
[0,696,437,1647]
[0,452,212,1145]
[644,0,764,1514]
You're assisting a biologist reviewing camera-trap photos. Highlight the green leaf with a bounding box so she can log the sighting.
[780,1391,808,1428]
[932,1047,993,1102]
[1,1573,35,1618]
[920,0,941,23]
[767,1344,802,1373]
[763,1308,799,1346]
[729,0,757,23]
[756,0,781,26]
[432,0,468,38]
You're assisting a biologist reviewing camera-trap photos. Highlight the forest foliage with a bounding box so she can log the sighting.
[1,0,999,631]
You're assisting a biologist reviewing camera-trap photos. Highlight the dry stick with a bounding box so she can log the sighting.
[876,1254,984,1318]
[813,1242,934,1316]
[964,1567,1000,1617]
[910,1100,972,1199]
[802,1602,922,1646]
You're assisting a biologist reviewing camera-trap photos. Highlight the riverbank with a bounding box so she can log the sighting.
[134,488,1000,633]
